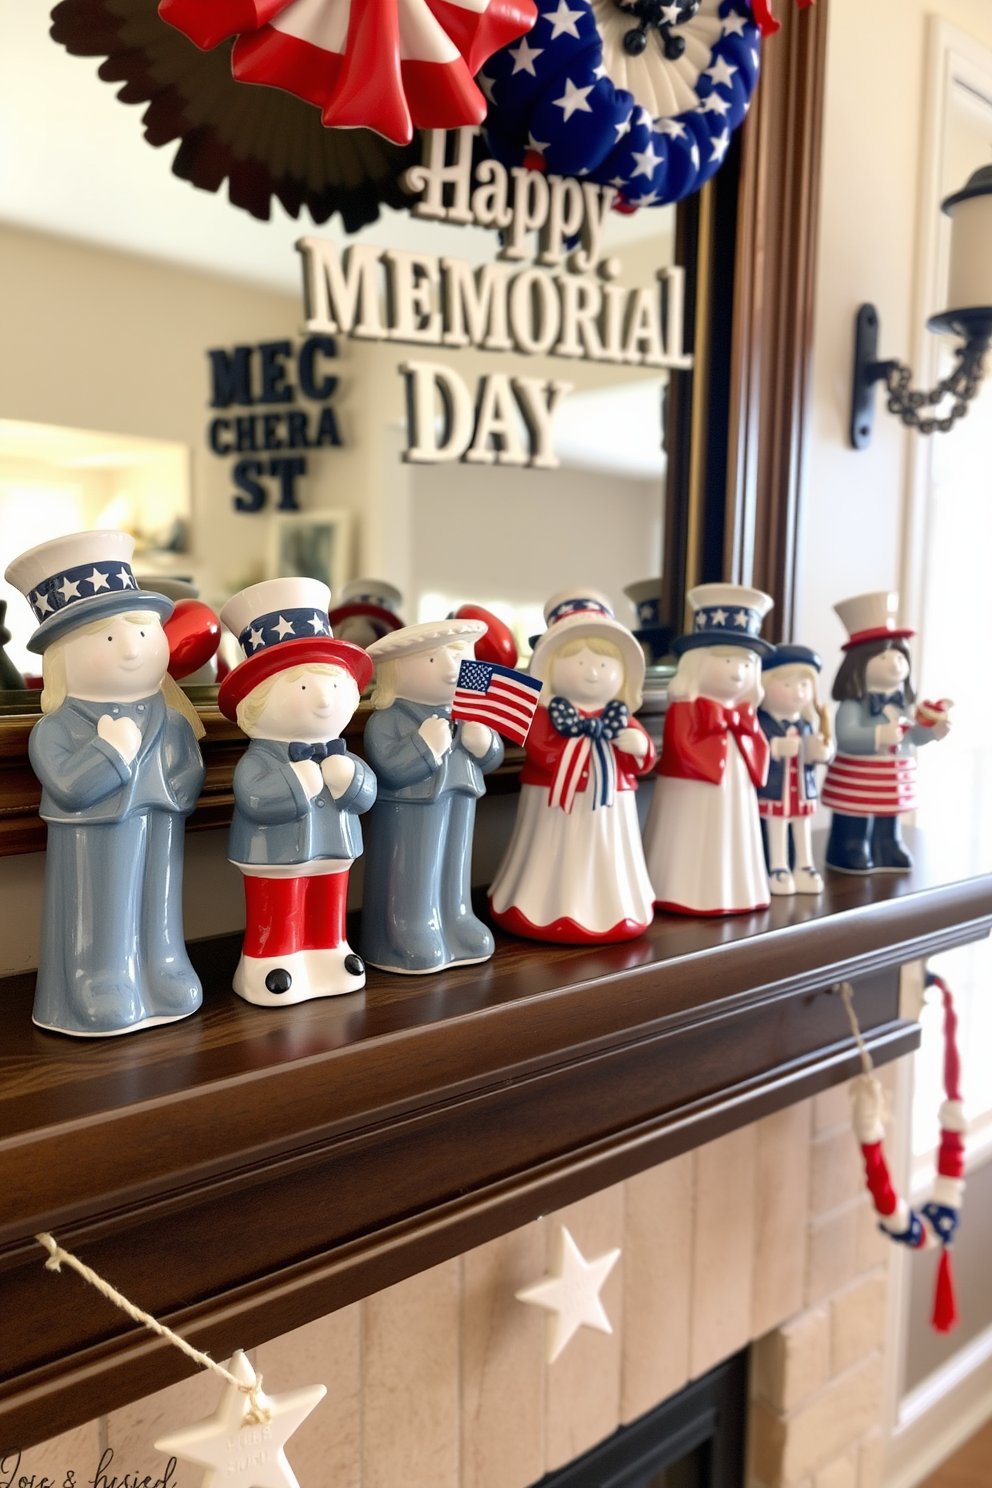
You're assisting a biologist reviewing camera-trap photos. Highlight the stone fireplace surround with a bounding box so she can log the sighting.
[13,1065,898,1488]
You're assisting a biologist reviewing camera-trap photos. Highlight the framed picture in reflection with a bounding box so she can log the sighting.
[268,510,351,595]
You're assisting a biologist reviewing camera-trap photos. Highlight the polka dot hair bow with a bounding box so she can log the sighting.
[480,0,761,209]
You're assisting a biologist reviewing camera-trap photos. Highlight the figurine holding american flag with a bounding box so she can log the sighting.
[361,618,505,974]
[489,587,656,944]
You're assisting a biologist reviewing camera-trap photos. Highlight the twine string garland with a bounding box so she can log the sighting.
[34,1233,270,1425]
[838,979,878,1080]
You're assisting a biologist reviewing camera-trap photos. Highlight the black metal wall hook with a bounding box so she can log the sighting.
[850,302,992,449]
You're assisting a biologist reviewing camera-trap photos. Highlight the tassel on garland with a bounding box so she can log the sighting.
[840,975,965,1335]
[750,0,816,37]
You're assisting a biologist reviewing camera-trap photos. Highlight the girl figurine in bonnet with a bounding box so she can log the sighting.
[5,531,206,1037]
[489,588,656,943]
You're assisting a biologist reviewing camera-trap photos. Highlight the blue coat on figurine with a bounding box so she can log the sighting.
[362,620,504,974]
[229,737,375,866]
[5,531,205,1037]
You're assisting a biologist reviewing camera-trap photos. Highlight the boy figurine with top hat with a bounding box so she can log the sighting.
[489,587,656,943]
[822,592,951,874]
[645,584,774,916]
[219,578,376,1003]
[361,618,504,974]
[4,531,206,1036]
[757,645,834,895]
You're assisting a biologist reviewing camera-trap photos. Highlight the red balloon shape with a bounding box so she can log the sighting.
[455,605,518,668]
[164,599,221,680]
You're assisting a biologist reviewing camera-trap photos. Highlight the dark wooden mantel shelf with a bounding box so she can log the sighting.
[3,835,991,1448]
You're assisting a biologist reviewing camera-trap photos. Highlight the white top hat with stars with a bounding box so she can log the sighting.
[220,577,334,657]
[4,531,173,653]
[673,583,774,658]
[218,576,372,720]
[529,587,645,689]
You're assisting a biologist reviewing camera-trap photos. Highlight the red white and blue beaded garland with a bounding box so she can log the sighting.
[480,0,761,209]
[845,975,966,1335]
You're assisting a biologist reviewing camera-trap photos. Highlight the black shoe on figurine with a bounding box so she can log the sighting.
[871,816,913,872]
[825,814,874,874]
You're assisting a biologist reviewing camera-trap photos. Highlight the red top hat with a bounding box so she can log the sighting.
[218,577,372,720]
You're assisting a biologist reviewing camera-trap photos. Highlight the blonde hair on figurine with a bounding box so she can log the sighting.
[539,635,642,713]
[370,658,400,711]
[370,641,470,710]
[237,662,355,735]
[667,644,763,709]
[763,660,821,728]
[40,610,162,715]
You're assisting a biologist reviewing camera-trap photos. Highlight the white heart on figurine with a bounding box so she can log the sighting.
[97,713,142,762]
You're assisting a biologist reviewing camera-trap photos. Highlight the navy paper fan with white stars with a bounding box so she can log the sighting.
[480,0,760,208]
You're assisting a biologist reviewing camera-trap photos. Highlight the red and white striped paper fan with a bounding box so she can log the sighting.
[160,0,537,144]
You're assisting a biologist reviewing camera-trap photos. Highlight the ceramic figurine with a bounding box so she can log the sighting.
[328,579,404,652]
[623,578,673,665]
[489,588,656,944]
[0,600,26,689]
[218,579,375,1003]
[756,645,834,895]
[644,584,774,917]
[361,619,504,974]
[822,593,951,874]
[4,531,205,1037]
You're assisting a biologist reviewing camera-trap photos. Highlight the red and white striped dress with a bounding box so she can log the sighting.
[821,754,917,817]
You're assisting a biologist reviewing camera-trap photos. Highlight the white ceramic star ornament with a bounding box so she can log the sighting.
[154,1350,326,1488]
[515,1226,620,1363]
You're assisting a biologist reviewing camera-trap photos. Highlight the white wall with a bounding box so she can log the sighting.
[798,0,992,681]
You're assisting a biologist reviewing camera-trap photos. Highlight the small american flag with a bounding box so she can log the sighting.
[452,660,542,746]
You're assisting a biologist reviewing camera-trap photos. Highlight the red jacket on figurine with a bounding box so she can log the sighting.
[521,706,657,796]
[644,584,775,917]
[658,698,768,790]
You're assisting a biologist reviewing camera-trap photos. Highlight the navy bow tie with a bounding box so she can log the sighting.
[287,739,347,762]
[548,697,629,739]
[868,690,905,716]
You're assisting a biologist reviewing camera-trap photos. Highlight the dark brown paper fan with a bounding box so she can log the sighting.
[49,0,421,230]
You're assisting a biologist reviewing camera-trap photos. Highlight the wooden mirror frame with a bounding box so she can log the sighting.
[0,0,827,854]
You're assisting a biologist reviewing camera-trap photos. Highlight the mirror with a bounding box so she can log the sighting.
[0,6,699,706]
